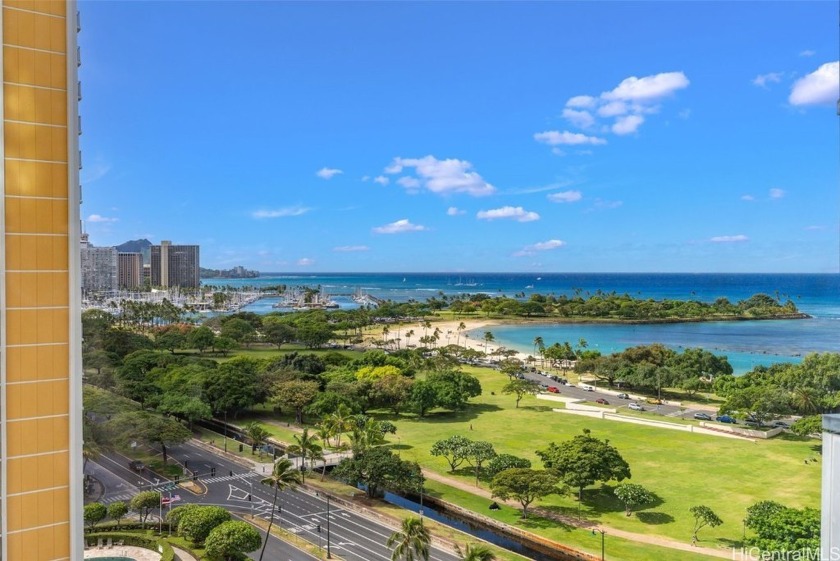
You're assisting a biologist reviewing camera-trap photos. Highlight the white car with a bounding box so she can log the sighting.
[628,402,644,411]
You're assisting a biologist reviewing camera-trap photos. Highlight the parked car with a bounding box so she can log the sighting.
[771,420,791,428]
[547,386,560,393]
[693,412,712,421]
[716,415,737,424]
[595,398,610,405]
[646,397,662,404]
[580,384,595,392]
[616,393,630,399]
[628,402,644,411]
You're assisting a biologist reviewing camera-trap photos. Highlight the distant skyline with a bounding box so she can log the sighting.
[79,1,839,273]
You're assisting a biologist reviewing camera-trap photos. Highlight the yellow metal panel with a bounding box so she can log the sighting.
[5,0,66,17]
[6,271,68,307]
[6,308,69,345]
[6,452,70,494]
[5,160,69,198]
[5,344,70,383]
[6,487,71,531]
[3,234,69,271]
[3,46,67,89]
[6,380,69,419]
[5,198,69,234]
[2,8,66,53]
[4,83,67,125]
[5,415,69,457]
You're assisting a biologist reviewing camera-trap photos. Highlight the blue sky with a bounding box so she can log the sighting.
[79,2,839,273]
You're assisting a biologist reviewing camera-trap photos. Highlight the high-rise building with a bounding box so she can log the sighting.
[117,252,143,289]
[150,240,200,288]
[1,1,83,560]
[823,415,839,561]
[80,234,117,293]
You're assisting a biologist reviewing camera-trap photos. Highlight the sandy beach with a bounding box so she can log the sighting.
[369,317,534,363]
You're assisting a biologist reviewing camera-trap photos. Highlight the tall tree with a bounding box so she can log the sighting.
[613,483,655,516]
[489,469,561,519]
[271,379,320,424]
[689,505,723,544]
[431,435,473,473]
[536,430,631,500]
[333,447,423,499]
[286,428,323,483]
[454,543,496,561]
[502,379,541,408]
[258,458,302,561]
[387,517,431,561]
[205,520,263,561]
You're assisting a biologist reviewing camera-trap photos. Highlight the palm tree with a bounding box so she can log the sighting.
[243,421,270,458]
[286,428,323,483]
[456,321,467,346]
[533,336,544,358]
[327,404,353,448]
[387,516,431,561]
[483,331,495,355]
[405,329,415,348]
[258,458,302,561]
[454,543,496,561]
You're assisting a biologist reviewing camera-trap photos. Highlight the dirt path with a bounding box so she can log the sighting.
[422,469,738,560]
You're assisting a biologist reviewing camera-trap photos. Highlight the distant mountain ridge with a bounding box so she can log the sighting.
[116,239,152,253]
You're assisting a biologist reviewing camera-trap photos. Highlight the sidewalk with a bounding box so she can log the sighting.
[421,469,740,560]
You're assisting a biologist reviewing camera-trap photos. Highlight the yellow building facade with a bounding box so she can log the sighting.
[1,1,83,559]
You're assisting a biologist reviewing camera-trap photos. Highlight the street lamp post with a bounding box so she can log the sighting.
[224,411,228,454]
[592,528,606,561]
[316,492,332,558]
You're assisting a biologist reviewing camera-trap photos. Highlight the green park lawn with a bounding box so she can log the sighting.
[374,366,821,549]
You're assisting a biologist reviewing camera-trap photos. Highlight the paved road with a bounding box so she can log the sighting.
[94,441,460,561]
[517,368,720,420]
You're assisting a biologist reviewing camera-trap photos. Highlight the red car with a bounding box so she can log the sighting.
[595,398,610,405]
[547,386,560,393]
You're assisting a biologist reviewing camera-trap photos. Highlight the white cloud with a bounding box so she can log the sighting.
[597,101,628,117]
[333,245,370,252]
[384,156,495,196]
[251,206,311,219]
[710,234,749,243]
[477,206,540,222]
[769,188,785,199]
[589,199,623,211]
[316,167,343,179]
[87,214,118,223]
[566,95,597,108]
[611,114,645,135]
[361,175,370,182]
[789,61,839,106]
[373,175,389,185]
[800,50,816,57]
[741,195,755,202]
[447,207,465,216]
[534,130,607,146]
[551,148,566,156]
[372,219,427,234]
[297,257,315,266]
[562,108,595,128]
[547,190,583,203]
[752,72,783,88]
[81,161,111,184]
[804,225,825,231]
[397,176,421,189]
[602,71,690,102]
[514,239,566,257]
[678,109,692,120]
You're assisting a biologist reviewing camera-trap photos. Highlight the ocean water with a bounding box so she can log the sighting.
[222,273,840,373]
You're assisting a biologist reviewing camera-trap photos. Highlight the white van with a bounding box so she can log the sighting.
[579,384,595,392]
